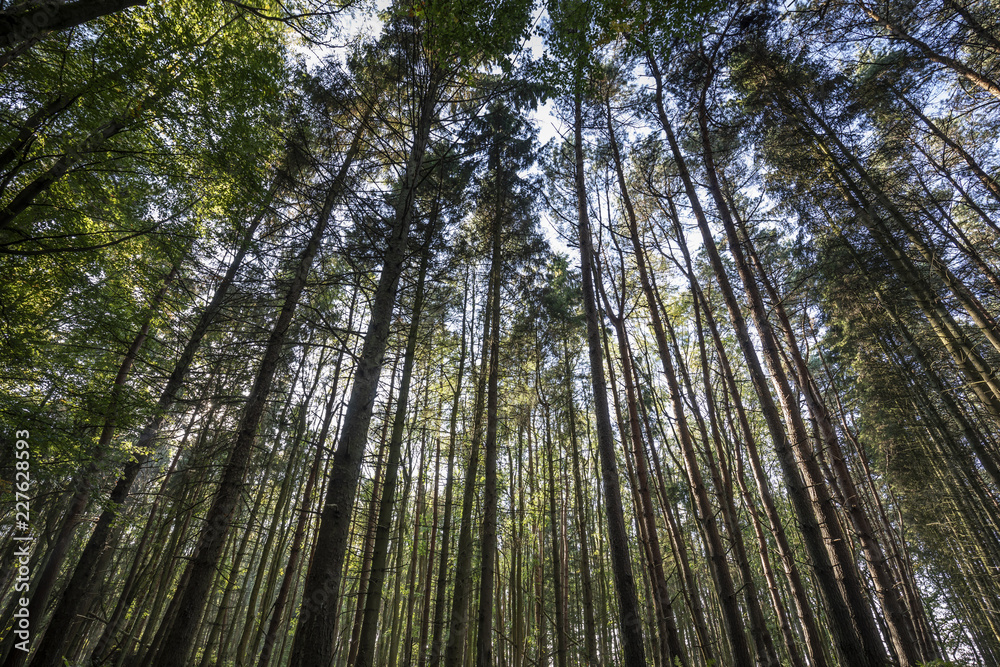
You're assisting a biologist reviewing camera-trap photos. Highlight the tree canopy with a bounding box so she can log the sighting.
[2,0,1000,665]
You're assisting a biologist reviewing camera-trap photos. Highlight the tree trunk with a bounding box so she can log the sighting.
[544,404,569,667]
[429,275,468,666]
[563,342,600,666]
[571,89,647,667]
[0,0,147,48]
[355,230,433,667]
[288,71,439,667]
[151,111,368,667]
[730,191,931,665]
[474,183,503,667]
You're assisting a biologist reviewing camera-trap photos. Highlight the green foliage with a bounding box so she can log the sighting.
[383,0,533,72]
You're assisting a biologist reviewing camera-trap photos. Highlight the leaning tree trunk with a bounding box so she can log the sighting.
[255,299,355,667]
[0,0,148,51]
[150,114,369,667]
[730,193,932,665]
[686,64,891,665]
[2,257,181,667]
[355,227,433,667]
[288,71,440,667]
[571,89,647,667]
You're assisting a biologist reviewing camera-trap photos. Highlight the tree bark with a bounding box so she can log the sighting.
[151,110,368,667]
[474,192,503,667]
[571,88,647,667]
[355,228,433,667]
[288,71,439,667]
[0,0,147,47]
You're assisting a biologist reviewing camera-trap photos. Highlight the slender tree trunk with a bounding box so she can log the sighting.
[603,90,748,667]
[688,274,828,667]
[0,80,178,232]
[3,258,181,667]
[402,437,426,666]
[690,67,891,664]
[597,269,689,667]
[0,93,79,174]
[660,291,779,667]
[896,89,1000,206]
[859,0,1000,99]
[417,420,442,667]
[150,112,369,667]
[355,230,433,667]
[474,186,503,667]
[571,89,647,667]
[347,364,398,666]
[730,192,931,665]
[544,404,569,667]
[563,342,599,666]
[429,276,468,666]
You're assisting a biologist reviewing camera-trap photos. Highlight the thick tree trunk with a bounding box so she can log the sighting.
[0,0,147,47]
[289,72,439,667]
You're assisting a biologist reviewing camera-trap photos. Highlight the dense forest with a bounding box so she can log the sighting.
[1,0,999,664]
